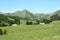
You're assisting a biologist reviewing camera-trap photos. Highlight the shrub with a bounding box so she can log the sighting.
[4,29,7,34]
[26,21,33,25]
[0,29,3,35]
[42,19,52,24]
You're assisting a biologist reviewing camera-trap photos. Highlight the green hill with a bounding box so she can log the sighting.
[11,10,35,20]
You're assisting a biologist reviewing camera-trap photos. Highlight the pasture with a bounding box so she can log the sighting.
[0,21,60,40]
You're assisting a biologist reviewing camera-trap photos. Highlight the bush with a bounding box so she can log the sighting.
[4,29,7,34]
[8,20,16,26]
[15,19,20,25]
[26,21,33,25]
[0,29,3,35]
[0,29,7,35]
[43,19,52,24]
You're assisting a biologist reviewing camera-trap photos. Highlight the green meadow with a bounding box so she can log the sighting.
[0,21,60,40]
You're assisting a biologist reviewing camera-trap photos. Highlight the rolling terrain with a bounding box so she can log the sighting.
[0,21,60,40]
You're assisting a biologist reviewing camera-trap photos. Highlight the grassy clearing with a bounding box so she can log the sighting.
[0,21,60,40]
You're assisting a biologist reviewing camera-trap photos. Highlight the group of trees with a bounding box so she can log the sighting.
[0,14,20,26]
[0,14,9,26]
[7,16,20,25]
[36,19,52,24]
[26,21,33,25]
[50,10,60,21]
[0,29,7,35]
[35,10,60,24]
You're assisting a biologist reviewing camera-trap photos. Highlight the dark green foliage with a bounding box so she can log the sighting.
[7,16,20,25]
[26,21,33,25]
[50,13,60,21]
[0,14,9,26]
[35,19,40,24]
[8,20,16,26]
[4,29,7,34]
[15,18,20,25]
[42,19,52,24]
[0,21,6,26]
[50,10,60,21]
[35,18,52,24]
[0,14,20,26]
[0,14,8,22]
[0,29,3,35]
[34,14,52,24]
[0,29,7,35]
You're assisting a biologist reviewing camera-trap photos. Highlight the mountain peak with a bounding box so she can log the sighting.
[12,9,33,20]
[22,10,30,13]
[23,9,28,11]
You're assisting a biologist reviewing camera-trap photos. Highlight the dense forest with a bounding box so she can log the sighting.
[0,10,60,26]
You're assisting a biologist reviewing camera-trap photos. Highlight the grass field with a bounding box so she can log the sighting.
[0,21,60,40]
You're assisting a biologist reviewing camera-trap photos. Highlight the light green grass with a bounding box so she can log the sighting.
[0,21,60,40]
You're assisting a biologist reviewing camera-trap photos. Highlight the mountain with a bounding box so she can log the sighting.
[11,10,35,20]
[5,9,60,21]
[5,10,51,20]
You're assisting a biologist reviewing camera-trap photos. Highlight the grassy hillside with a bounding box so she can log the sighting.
[12,10,35,20]
[0,21,60,40]
[34,14,51,20]
[50,20,60,25]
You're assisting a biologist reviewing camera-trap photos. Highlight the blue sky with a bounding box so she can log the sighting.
[0,0,60,14]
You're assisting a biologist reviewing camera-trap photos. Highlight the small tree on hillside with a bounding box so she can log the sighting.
[0,29,3,35]
[4,29,7,34]
[26,21,33,25]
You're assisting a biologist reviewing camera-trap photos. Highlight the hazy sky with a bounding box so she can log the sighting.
[0,0,60,13]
